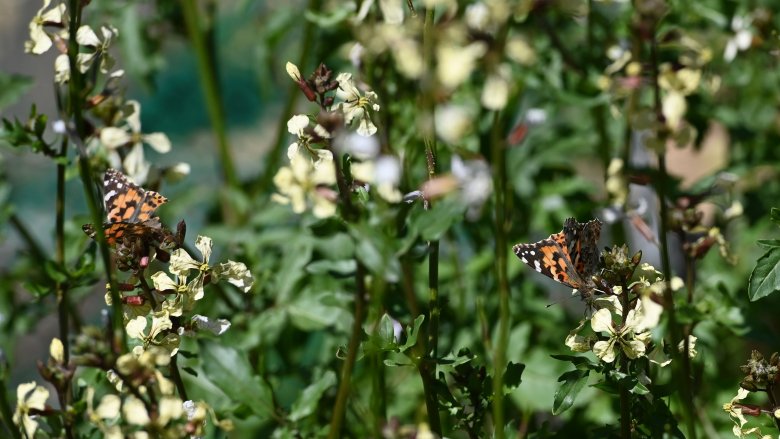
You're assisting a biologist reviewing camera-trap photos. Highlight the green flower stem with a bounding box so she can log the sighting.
[765,385,780,432]
[370,352,387,436]
[170,354,188,402]
[327,143,365,438]
[490,110,510,439]
[56,139,69,363]
[418,7,443,436]
[180,0,239,191]
[55,138,75,439]
[0,374,21,439]
[618,284,631,438]
[328,262,366,439]
[649,33,696,439]
[253,0,321,196]
[66,0,124,346]
[619,367,631,438]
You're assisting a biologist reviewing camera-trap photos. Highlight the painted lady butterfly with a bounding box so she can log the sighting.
[83,169,176,249]
[513,218,602,293]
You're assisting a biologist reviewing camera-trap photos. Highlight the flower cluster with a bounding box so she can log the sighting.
[12,2,255,437]
[274,63,405,218]
[722,351,780,438]
[25,0,185,185]
[564,249,692,366]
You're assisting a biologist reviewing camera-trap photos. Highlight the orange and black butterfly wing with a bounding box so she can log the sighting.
[513,233,585,289]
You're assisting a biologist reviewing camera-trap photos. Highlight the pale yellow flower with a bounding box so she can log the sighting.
[335,73,381,136]
[434,104,473,145]
[286,62,302,81]
[349,156,402,203]
[212,260,254,293]
[724,16,753,62]
[505,35,536,65]
[272,148,337,218]
[85,388,122,439]
[591,307,649,363]
[157,396,185,426]
[75,25,118,73]
[188,315,231,335]
[123,395,150,426]
[50,337,64,363]
[286,114,331,164]
[13,382,49,437]
[125,313,173,349]
[437,42,487,89]
[564,319,593,353]
[25,0,67,55]
[481,65,511,110]
[100,101,171,184]
[723,388,755,437]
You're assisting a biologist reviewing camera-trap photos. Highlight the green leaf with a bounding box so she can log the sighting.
[288,292,349,331]
[0,73,33,110]
[550,354,598,370]
[199,342,274,422]
[304,4,354,27]
[399,315,425,351]
[757,239,780,248]
[288,371,337,421]
[409,200,465,241]
[44,261,67,284]
[305,259,356,275]
[552,369,589,415]
[771,207,780,225]
[349,223,401,282]
[630,380,650,395]
[748,246,780,301]
[503,362,525,391]
[378,313,395,345]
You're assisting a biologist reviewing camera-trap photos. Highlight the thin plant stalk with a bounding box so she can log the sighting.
[649,31,696,439]
[490,109,511,438]
[327,143,367,438]
[66,0,124,344]
[328,263,367,439]
[0,373,22,439]
[55,138,69,362]
[170,354,189,402]
[55,138,75,439]
[416,6,443,436]
[180,0,239,190]
[618,284,631,438]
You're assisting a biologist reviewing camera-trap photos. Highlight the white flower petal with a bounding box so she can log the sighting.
[151,271,178,292]
[286,62,302,81]
[96,395,121,419]
[590,308,613,333]
[76,25,100,46]
[287,114,309,136]
[481,72,509,110]
[123,396,150,426]
[100,127,131,149]
[125,316,147,339]
[143,133,172,153]
[593,340,616,363]
[49,338,64,363]
[194,235,213,264]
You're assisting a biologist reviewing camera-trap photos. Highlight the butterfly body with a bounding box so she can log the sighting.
[513,218,602,292]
